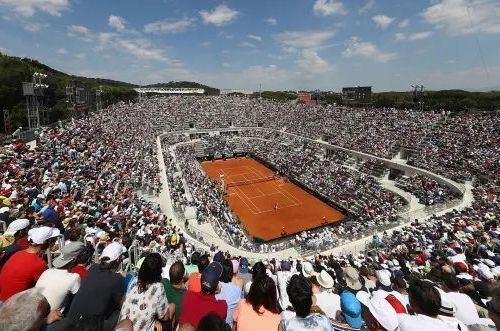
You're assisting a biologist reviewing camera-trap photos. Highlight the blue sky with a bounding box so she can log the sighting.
[0,0,499,91]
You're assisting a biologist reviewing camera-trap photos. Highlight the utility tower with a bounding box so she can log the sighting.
[411,84,425,111]
[22,72,48,129]
[96,85,103,112]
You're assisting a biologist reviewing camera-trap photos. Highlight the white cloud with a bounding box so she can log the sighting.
[395,31,432,42]
[274,30,336,49]
[108,15,126,32]
[358,0,375,14]
[144,17,195,34]
[23,22,44,32]
[56,48,67,54]
[398,18,409,28]
[422,0,500,35]
[296,49,335,74]
[342,37,397,62]
[73,52,86,59]
[222,62,230,68]
[0,0,70,17]
[201,41,211,47]
[266,17,277,25]
[67,25,93,42]
[448,59,457,64]
[313,0,346,16]
[113,38,168,61]
[248,34,262,42]
[200,5,238,26]
[372,15,395,29]
[240,41,256,48]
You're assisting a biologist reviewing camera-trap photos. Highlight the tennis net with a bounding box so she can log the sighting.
[226,176,276,188]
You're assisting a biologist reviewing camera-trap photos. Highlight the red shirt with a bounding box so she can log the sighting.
[16,237,30,250]
[187,272,202,292]
[69,264,88,279]
[179,290,227,328]
[0,250,47,301]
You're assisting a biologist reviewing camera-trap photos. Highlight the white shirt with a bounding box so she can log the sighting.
[398,314,456,331]
[35,268,80,310]
[314,291,341,319]
[446,292,480,325]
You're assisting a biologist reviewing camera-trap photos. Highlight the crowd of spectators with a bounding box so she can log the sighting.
[396,175,460,206]
[0,95,497,330]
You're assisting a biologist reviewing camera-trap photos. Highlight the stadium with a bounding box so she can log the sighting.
[0,1,500,331]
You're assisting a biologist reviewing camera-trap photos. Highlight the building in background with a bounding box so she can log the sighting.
[297,92,317,106]
[342,86,372,106]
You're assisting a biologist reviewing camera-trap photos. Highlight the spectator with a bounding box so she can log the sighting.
[0,226,59,302]
[119,252,169,331]
[0,218,30,269]
[356,291,399,331]
[441,273,481,326]
[280,274,333,331]
[69,246,94,279]
[488,295,500,330]
[34,241,84,310]
[216,259,243,327]
[179,262,227,328]
[0,288,62,331]
[313,270,340,319]
[66,242,125,328]
[233,275,280,331]
[187,254,209,293]
[198,313,231,331]
[163,261,187,322]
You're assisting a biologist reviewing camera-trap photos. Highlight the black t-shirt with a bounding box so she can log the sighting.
[67,264,124,320]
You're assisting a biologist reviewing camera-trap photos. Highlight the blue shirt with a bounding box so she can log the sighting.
[281,313,334,331]
[215,282,242,327]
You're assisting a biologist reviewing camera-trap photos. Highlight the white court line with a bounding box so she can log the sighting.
[231,187,260,214]
[241,173,266,198]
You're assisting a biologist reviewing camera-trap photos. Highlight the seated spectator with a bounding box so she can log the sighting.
[233,275,280,331]
[69,245,94,279]
[35,241,84,310]
[119,252,169,331]
[179,262,227,328]
[237,257,252,288]
[280,274,333,331]
[162,261,187,322]
[187,254,209,293]
[0,226,59,303]
[313,270,340,319]
[0,288,62,330]
[185,252,200,275]
[66,242,125,328]
[441,273,481,326]
[0,218,30,269]
[356,291,399,331]
[488,295,500,330]
[331,291,363,330]
[397,279,454,331]
[216,259,243,327]
[198,313,231,331]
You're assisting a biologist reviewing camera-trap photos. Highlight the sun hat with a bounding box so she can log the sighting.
[302,261,316,278]
[317,270,334,289]
[52,242,85,268]
[340,291,362,328]
[435,287,457,316]
[0,234,15,249]
[344,266,362,290]
[100,242,123,262]
[4,218,30,236]
[201,262,223,293]
[357,291,398,331]
[28,227,60,245]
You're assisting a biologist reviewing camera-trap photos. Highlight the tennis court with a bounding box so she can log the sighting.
[200,157,344,241]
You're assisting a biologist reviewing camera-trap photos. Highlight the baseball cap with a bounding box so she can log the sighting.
[53,242,85,268]
[213,251,224,263]
[28,226,60,245]
[376,269,392,287]
[5,218,30,236]
[201,262,223,293]
[435,287,457,317]
[302,261,316,278]
[280,260,291,271]
[357,291,398,331]
[100,242,124,262]
[340,291,362,329]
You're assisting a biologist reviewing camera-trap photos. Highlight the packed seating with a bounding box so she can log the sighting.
[395,174,460,206]
[0,95,498,330]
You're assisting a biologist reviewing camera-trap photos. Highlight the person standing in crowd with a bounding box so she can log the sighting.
[66,242,125,329]
[179,262,227,329]
[216,259,243,327]
[119,253,169,331]
[236,257,252,289]
[0,226,59,303]
[34,241,83,310]
[162,261,187,323]
[233,275,280,331]
[280,274,333,331]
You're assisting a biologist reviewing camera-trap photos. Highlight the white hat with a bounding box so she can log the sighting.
[376,269,392,287]
[27,226,60,244]
[100,242,123,262]
[317,270,334,289]
[5,218,30,236]
[0,207,9,214]
[302,261,316,278]
[356,291,398,331]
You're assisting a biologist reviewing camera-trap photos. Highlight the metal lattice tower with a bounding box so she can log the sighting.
[3,109,12,134]
[411,84,425,111]
[22,73,48,130]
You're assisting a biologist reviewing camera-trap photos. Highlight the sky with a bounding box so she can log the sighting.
[0,0,499,91]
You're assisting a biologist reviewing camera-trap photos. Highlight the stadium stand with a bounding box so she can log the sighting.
[0,95,498,331]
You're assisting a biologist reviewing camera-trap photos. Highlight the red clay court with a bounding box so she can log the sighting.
[201,157,344,241]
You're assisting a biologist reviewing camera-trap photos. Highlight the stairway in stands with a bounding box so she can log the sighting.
[194,141,205,158]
